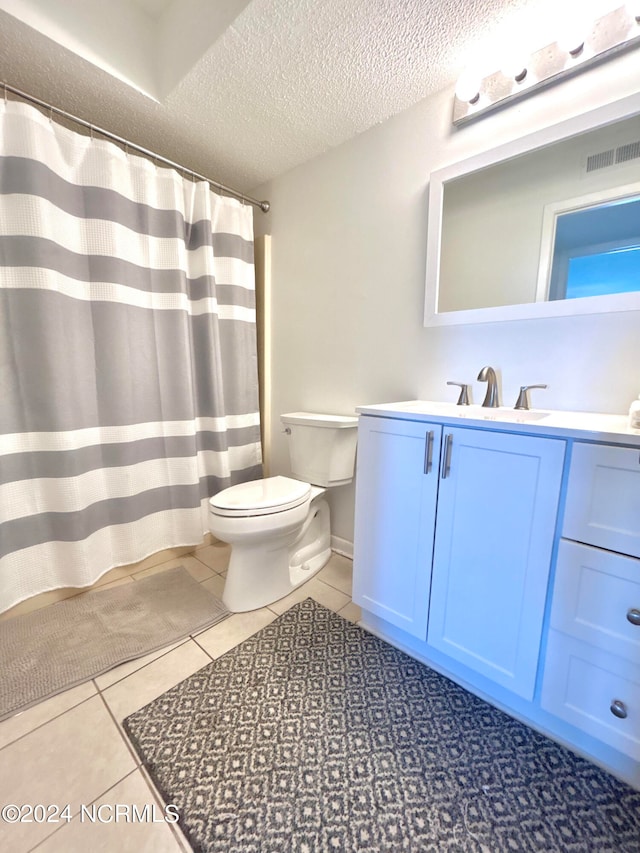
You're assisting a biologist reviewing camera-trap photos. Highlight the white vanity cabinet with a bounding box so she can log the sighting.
[353,401,640,786]
[352,416,443,638]
[542,442,640,761]
[353,414,565,698]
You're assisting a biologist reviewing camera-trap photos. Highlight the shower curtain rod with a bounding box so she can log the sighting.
[2,82,271,213]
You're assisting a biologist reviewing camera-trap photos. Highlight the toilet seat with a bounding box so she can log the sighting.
[209,475,311,517]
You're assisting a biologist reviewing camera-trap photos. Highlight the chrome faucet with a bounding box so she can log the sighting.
[477,366,500,408]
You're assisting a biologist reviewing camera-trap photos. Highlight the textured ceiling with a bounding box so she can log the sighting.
[0,0,620,194]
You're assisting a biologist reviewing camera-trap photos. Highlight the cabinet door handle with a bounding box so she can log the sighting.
[423,431,434,474]
[441,433,453,479]
[610,700,628,719]
[627,608,640,626]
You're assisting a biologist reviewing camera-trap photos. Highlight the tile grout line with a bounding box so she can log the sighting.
[95,627,229,759]
[92,629,225,764]
[138,761,192,851]
[129,555,221,583]
[26,767,141,852]
[190,633,219,662]
[95,683,144,769]
[0,691,97,754]
[92,638,193,692]
[315,575,352,597]
[191,553,228,576]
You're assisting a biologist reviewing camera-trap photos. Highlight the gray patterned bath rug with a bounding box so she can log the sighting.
[123,598,640,852]
[0,566,228,722]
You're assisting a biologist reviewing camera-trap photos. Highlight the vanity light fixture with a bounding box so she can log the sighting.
[453,4,640,125]
[454,71,481,105]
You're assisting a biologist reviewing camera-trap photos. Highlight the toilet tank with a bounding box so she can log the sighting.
[281,412,358,487]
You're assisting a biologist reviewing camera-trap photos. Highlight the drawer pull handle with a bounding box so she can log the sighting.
[610,700,628,720]
[627,608,640,626]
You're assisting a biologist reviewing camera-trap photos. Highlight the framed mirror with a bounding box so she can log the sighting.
[424,92,640,326]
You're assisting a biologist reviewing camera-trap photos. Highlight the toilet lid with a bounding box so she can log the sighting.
[209,476,311,517]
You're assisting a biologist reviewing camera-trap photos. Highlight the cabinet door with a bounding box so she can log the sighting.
[353,416,442,639]
[563,442,640,558]
[427,428,565,699]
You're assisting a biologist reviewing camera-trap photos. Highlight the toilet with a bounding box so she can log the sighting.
[209,412,358,612]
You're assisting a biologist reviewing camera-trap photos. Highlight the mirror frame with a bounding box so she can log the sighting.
[424,92,640,327]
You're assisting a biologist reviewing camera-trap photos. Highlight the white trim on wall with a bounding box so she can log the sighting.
[255,234,272,475]
[331,536,354,559]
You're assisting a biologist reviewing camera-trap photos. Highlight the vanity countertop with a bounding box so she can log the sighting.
[356,401,640,447]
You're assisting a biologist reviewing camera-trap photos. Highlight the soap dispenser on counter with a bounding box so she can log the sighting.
[629,394,640,429]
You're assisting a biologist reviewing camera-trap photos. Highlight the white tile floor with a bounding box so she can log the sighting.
[0,541,360,853]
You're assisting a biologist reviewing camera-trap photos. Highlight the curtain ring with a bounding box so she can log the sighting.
[49,106,53,124]
[3,84,7,104]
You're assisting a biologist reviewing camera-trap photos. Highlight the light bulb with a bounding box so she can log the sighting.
[557,18,590,56]
[501,52,528,83]
[455,72,481,104]
[558,34,585,55]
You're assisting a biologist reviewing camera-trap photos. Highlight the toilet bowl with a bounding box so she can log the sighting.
[209,412,358,612]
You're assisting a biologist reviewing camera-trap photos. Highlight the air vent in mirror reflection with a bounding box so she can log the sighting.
[586,140,640,172]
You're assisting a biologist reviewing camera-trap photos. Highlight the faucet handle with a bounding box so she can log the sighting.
[514,384,548,410]
[447,381,471,406]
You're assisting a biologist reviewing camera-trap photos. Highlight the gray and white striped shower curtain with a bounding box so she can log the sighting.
[0,99,262,613]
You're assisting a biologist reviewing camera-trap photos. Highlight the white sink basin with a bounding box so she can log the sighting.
[476,408,550,423]
[398,401,550,423]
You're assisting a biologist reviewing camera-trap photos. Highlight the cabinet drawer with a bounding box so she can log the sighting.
[551,540,640,662]
[563,442,640,558]
[542,630,640,760]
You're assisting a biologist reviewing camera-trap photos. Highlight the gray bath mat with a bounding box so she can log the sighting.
[123,598,640,852]
[0,566,229,721]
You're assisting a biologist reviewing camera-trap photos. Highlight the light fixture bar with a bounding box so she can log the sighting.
[453,5,640,126]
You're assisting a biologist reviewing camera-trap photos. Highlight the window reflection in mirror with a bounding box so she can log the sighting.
[547,194,640,301]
